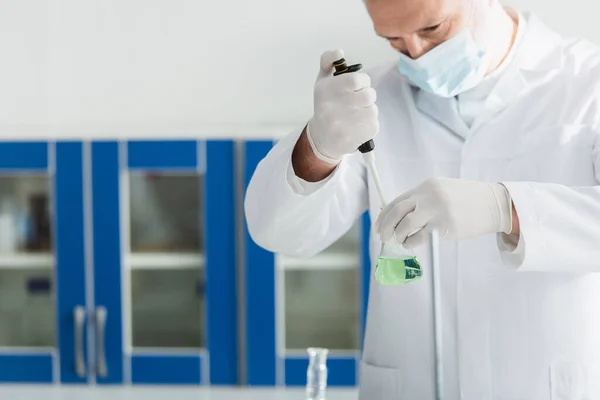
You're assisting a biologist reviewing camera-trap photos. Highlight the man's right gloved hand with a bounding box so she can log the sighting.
[306,49,380,164]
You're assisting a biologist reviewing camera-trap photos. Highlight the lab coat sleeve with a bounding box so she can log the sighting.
[497,130,600,272]
[244,128,368,258]
[285,155,333,195]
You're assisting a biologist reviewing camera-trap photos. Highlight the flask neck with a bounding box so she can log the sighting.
[379,239,415,259]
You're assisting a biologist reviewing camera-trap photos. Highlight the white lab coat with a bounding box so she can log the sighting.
[244,12,600,400]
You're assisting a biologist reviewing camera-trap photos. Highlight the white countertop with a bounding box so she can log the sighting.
[0,386,358,400]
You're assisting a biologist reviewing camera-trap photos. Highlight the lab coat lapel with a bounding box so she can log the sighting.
[415,89,470,140]
[415,13,564,136]
[470,12,564,131]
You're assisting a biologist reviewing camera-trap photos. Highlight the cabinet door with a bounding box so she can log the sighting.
[91,140,237,385]
[0,142,87,383]
[242,140,371,387]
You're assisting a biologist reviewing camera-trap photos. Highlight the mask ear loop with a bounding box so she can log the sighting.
[465,0,477,41]
[462,0,493,73]
[465,0,495,53]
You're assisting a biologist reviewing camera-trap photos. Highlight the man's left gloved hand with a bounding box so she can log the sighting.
[374,177,513,248]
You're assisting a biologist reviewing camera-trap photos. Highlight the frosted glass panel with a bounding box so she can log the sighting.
[285,269,359,350]
[0,176,52,254]
[282,221,361,351]
[128,173,203,253]
[131,269,205,348]
[0,269,54,347]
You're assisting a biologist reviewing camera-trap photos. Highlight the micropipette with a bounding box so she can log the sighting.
[332,58,388,206]
[333,58,422,284]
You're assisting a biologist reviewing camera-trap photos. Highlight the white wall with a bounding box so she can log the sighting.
[503,0,600,43]
[0,0,599,140]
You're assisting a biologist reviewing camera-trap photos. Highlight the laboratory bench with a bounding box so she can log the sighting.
[0,386,359,400]
[0,139,371,387]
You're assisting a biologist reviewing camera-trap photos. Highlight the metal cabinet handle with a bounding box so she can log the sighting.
[74,306,86,377]
[95,306,108,378]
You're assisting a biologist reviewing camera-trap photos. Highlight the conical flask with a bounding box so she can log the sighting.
[375,239,422,285]
[360,146,422,285]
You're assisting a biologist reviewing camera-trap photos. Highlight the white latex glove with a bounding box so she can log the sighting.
[306,49,379,164]
[374,178,513,248]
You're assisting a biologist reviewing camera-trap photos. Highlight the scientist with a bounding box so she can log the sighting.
[244,0,600,397]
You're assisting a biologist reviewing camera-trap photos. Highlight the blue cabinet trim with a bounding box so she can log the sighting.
[0,354,53,383]
[360,212,371,348]
[91,141,124,384]
[284,356,357,386]
[243,141,277,386]
[131,354,202,385]
[0,142,48,170]
[205,140,238,384]
[127,140,199,170]
[55,141,88,384]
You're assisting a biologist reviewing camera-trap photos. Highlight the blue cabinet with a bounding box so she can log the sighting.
[242,140,371,387]
[0,138,368,387]
[0,140,237,385]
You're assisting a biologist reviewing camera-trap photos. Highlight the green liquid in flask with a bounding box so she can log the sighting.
[375,257,422,285]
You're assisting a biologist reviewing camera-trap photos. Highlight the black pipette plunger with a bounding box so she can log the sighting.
[332,58,375,154]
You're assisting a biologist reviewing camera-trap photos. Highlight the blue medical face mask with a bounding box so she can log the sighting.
[398,28,489,98]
